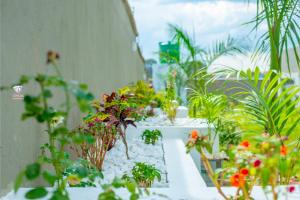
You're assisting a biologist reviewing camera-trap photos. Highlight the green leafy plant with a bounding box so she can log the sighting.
[188,90,228,143]
[219,67,300,137]
[118,80,164,121]
[249,0,300,73]
[186,130,300,200]
[1,51,94,199]
[189,92,227,123]
[63,159,103,187]
[141,129,162,145]
[72,115,118,170]
[92,92,137,159]
[214,118,241,150]
[162,78,179,124]
[166,24,244,94]
[123,162,161,188]
[98,178,142,200]
[162,99,178,124]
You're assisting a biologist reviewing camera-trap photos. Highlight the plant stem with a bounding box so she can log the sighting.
[53,62,70,126]
[200,149,229,200]
[39,82,62,189]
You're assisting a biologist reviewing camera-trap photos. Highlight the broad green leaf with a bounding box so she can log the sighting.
[49,190,69,200]
[75,166,88,178]
[261,168,270,187]
[42,171,57,186]
[126,182,136,193]
[25,163,40,180]
[25,187,48,199]
[14,171,25,192]
[130,194,139,200]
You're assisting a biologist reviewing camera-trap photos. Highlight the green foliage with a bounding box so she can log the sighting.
[123,162,161,188]
[189,91,227,124]
[162,99,178,124]
[25,187,48,199]
[161,77,179,123]
[98,178,142,200]
[63,159,103,187]
[249,0,300,72]
[1,51,94,199]
[14,171,25,192]
[215,118,241,149]
[168,24,244,95]
[91,92,137,160]
[141,129,162,145]
[221,67,300,137]
[25,163,41,180]
[118,80,164,121]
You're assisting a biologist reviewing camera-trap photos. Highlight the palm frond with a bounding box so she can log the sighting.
[212,67,300,136]
[204,36,246,67]
[249,0,300,72]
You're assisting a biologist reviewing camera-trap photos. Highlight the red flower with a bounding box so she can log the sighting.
[240,140,250,148]
[94,117,101,123]
[230,173,245,187]
[191,130,199,139]
[288,185,295,193]
[88,122,94,128]
[253,159,261,168]
[240,168,249,176]
[280,145,288,156]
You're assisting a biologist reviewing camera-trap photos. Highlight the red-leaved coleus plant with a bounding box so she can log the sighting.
[93,92,137,159]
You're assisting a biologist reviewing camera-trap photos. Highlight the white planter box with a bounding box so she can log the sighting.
[3,117,298,200]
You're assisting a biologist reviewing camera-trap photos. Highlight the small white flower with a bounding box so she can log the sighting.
[50,116,64,128]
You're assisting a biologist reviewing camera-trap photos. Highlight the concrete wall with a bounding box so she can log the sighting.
[0,0,144,195]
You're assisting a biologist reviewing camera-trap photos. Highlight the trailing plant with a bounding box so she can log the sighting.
[92,92,136,159]
[1,51,94,199]
[141,129,162,145]
[186,130,300,200]
[123,162,161,188]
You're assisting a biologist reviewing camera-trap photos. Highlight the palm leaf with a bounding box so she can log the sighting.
[212,67,300,136]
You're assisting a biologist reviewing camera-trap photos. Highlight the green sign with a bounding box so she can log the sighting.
[159,42,180,64]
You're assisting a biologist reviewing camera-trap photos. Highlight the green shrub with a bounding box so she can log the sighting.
[123,162,161,188]
[141,129,162,145]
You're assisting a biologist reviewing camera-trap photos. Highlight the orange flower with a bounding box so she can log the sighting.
[230,173,245,187]
[191,130,199,139]
[240,140,250,148]
[280,145,288,156]
[240,168,249,176]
